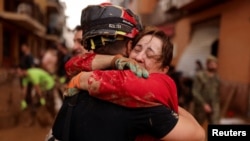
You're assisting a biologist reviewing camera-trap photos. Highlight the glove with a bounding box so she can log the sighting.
[40,97,46,106]
[111,54,149,78]
[67,72,83,89]
[64,88,80,97]
[21,99,27,110]
[64,72,84,97]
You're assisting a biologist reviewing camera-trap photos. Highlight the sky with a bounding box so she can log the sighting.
[60,0,110,30]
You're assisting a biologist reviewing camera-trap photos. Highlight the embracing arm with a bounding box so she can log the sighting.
[65,53,110,77]
[68,70,177,110]
[160,106,206,141]
[65,53,148,78]
[65,53,116,77]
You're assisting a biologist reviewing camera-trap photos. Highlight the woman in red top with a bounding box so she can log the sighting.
[51,4,204,141]
[66,27,178,113]
[65,26,204,141]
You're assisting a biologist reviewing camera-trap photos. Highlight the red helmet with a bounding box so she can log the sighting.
[80,3,143,49]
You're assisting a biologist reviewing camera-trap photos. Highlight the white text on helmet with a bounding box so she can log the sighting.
[122,20,133,26]
[109,24,122,29]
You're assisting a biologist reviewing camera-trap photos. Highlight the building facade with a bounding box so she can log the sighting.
[0,0,65,68]
[119,0,250,120]
[0,0,66,128]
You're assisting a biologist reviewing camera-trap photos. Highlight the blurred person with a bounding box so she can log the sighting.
[195,59,204,73]
[20,43,35,69]
[41,45,58,76]
[19,43,35,107]
[56,41,71,79]
[17,66,56,126]
[192,55,221,127]
[56,41,72,99]
[72,25,89,56]
[51,3,205,141]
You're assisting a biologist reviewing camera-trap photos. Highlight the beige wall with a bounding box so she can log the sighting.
[219,0,250,83]
[137,0,158,14]
[172,18,191,65]
[173,0,250,84]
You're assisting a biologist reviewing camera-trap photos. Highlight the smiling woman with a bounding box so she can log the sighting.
[60,0,110,30]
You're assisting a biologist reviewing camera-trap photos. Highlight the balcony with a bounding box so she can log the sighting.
[0,11,46,36]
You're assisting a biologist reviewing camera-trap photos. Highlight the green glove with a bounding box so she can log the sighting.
[112,55,149,78]
[40,97,46,106]
[64,88,79,97]
[21,99,27,110]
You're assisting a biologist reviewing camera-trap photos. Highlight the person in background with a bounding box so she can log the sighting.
[72,25,89,56]
[195,59,204,73]
[56,41,72,99]
[192,55,221,129]
[17,66,56,126]
[19,43,35,109]
[41,45,58,76]
[20,43,35,69]
[56,41,71,79]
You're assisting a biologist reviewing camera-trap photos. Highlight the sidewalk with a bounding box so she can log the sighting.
[0,70,53,141]
[0,72,21,129]
[0,122,50,141]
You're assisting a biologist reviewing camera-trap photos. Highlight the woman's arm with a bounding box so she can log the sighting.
[160,106,206,141]
[65,53,115,77]
[68,70,178,111]
[65,53,148,78]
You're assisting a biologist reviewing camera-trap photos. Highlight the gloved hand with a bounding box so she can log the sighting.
[111,54,149,78]
[64,88,79,97]
[67,72,83,89]
[21,99,27,110]
[40,97,46,106]
[64,72,83,97]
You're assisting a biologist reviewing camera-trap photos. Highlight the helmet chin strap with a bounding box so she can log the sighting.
[85,36,125,51]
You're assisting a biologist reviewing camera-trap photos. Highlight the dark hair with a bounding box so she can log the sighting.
[94,38,130,57]
[74,25,82,32]
[132,26,173,69]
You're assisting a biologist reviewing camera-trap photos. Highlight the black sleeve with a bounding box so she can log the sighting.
[129,106,179,139]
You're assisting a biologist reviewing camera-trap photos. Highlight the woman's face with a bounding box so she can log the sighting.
[129,35,164,74]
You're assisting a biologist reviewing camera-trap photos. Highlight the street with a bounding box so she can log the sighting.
[0,124,50,141]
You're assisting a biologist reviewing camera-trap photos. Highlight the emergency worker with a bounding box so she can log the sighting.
[52,3,205,141]
[72,25,89,56]
[192,55,221,126]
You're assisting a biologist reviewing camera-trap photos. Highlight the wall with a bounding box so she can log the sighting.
[174,0,250,84]
[219,0,250,83]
